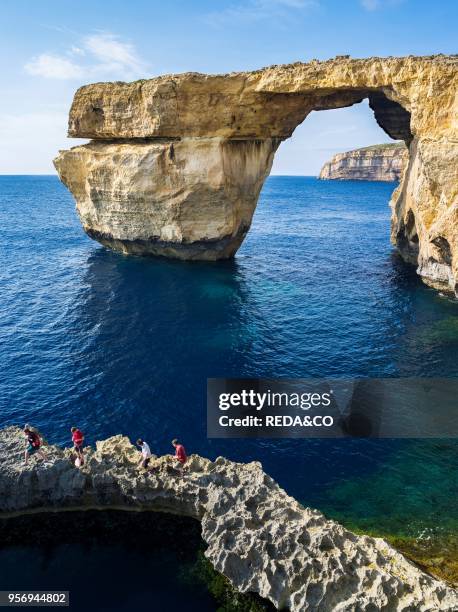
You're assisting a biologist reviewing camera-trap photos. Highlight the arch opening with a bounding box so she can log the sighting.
[301,89,412,146]
[263,87,413,156]
[0,510,273,611]
[272,90,411,178]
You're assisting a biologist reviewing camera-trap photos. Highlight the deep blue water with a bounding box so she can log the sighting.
[0,175,457,604]
[0,512,216,611]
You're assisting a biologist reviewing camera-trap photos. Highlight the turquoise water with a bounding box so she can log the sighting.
[0,175,457,603]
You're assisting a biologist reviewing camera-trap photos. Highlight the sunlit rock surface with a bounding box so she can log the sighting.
[319,143,408,181]
[55,55,458,293]
[1,427,457,611]
[55,138,277,259]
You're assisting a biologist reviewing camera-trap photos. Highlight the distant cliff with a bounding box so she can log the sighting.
[319,143,408,181]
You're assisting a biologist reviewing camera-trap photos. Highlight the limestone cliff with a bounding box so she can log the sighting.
[319,143,408,181]
[1,427,457,611]
[55,138,278,260]
[54,55,458,294]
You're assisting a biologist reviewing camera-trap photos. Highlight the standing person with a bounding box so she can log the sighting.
[171,439,187,477]
[136,439,152,469]
[71,427,85,466]
[23,427,46,465]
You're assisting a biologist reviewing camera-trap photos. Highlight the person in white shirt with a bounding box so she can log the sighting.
[136,438,152,469]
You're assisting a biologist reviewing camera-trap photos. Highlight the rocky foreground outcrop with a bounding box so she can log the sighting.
[55,55,458,295]
[1,427,456,611]
[319,143,408,181]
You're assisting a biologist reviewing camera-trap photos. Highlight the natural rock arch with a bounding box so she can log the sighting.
[1,427,457,611]
[54,56,458,294]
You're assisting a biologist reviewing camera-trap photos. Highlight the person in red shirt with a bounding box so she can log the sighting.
[172,438,188,477]
[23,427,46,465]
[71,426,85,466]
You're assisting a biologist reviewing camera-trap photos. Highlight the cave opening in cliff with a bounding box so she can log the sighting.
[0,510,275,611]
[395,209,420,265]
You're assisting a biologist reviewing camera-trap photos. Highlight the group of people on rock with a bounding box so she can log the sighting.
[23,425,188,475]
[136,437,188,475]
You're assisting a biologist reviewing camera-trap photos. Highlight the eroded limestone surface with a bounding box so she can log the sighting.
[55,56,458,293]
[1,427,456,611]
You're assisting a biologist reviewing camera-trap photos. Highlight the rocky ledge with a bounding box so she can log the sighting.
[319,143,408,181]
[1,427,456,611]
[55,55,458,295]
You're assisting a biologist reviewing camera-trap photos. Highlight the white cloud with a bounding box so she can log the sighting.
[24,32,147,81]
[83,33,143,74]
[360,0,380,9]
[25,54,84,80]
[205,0,317,26]
[70,46,85,56]
[360,0,404,10]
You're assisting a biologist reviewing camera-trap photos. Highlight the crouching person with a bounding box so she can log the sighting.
[136,439,152,470]
[24,427,46,465]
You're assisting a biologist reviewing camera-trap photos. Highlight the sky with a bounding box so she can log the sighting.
[0,0,456,175]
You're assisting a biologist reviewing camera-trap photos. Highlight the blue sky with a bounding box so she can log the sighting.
[0,0,456,174]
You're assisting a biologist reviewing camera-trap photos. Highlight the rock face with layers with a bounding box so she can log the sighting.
[1,427,457,611]
[319,143,408,181]
[56,138,278,259]
[55,55,458,294]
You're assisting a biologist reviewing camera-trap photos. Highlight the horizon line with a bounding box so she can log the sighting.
[0,173,321,178]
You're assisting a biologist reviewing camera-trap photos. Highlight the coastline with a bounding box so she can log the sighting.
[325,518,458,587]
[1,427,456,610]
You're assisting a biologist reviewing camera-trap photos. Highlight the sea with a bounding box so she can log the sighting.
[0,175,456,609]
